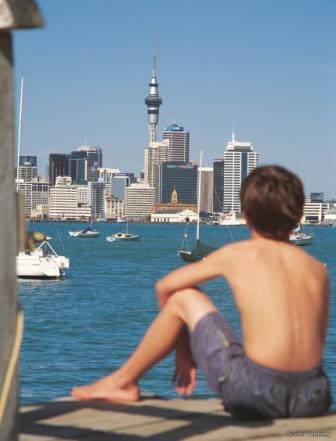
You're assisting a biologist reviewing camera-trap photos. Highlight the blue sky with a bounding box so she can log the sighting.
[14,0,336,197]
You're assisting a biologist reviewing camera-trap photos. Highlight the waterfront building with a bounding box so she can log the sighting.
[124,183,155,220]
[144,139,170,189]
[49,176,91,220]
[163,122,190,163]
[151,188,198,223]
[303,198,329,223]
[88,181,105,219]
[49,153,69,186]
[104,195,124,221]
[324,205,336,224]
[156,161,198,205]
[16,182,32,218]
[77,185,89,205]
[198,166,213,213]
[223,132,258,214]
[144,46,162,144]
[213,158,224,213]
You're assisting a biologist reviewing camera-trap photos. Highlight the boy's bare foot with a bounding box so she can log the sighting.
[71,373,140,403]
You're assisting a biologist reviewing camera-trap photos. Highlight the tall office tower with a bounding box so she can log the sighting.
[144,46,162,144]
[19,155,37,167]
[69,151,87,185]
[223,132,258,214]
[88,181,105,219]
[198,167,213,213]
[213,158,224,213]
[78,145,103,173]
[144,139,170,189]
[124,183,155,220]
[163,123,190,162]
[49,153,69,186]
[156,162,198,205]
[111,173,135,200]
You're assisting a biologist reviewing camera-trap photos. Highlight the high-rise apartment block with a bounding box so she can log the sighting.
[88,181,105,219]
[124,183,155,219]
[163,123,190,163]
[156,162,198,205]
[213,158,224,213]
[19,156,37,167]
[223,133,258,213]
[198,166,213,213]
[144,139,170,189]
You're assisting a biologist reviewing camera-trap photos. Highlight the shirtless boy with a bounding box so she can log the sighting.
[72,165,331,419]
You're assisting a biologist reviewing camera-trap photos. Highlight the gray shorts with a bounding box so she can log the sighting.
[190,311,332,419]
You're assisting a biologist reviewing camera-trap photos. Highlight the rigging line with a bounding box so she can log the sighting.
[54,223,67,254]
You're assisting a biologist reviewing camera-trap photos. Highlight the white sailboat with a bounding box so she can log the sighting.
[15,77,70,278]
[106,221,139,241]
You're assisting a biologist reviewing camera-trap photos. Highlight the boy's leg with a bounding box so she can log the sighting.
[71,288,217,402]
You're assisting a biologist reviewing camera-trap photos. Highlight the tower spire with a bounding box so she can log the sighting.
[152,44,156,78]
[145,46,163,144]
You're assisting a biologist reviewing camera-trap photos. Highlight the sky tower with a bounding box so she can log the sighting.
[145,46,162,144]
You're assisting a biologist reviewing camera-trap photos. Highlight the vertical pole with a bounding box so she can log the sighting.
[0,32,19,441]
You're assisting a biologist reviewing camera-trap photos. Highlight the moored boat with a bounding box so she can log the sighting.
[69,226,100,237]
[16,240,70,279]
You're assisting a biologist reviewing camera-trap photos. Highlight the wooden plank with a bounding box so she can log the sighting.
[20,398,336,440]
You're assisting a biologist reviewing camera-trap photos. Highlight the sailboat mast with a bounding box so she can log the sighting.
[196,150,203,241]
[16,77,24,192]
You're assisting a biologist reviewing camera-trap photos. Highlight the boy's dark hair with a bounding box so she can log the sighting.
[240,165,304,239]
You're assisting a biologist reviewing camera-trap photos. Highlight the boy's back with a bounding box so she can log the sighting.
[218,238,329,371]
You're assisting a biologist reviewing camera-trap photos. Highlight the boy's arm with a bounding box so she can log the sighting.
[155,248,225,309]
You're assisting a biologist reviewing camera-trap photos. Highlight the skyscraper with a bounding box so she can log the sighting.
[198,166,213,213]
[77,145,103,171]
[156,162,198,205]
[144,139,170,189]
[163,123,190,162]
[223,131,259,214]
[213,158,224,213]
[49,154,69,186]
[68,151,87,185]
[144,46,162,144]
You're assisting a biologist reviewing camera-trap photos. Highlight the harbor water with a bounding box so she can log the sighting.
[19,223,336,408]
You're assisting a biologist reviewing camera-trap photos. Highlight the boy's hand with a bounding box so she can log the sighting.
[173,349,197,396]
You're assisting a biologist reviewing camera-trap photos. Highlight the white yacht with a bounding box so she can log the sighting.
[218,211,246,226]
[106,222,139,242]
[69,226,100,238]
[16,240,70,279]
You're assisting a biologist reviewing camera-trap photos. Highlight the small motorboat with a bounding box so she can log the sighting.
[69,226,100,238]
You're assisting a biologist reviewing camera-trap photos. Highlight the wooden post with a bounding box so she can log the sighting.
[0,2,43,440]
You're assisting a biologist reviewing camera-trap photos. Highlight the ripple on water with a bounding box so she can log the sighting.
[19,223,335,407]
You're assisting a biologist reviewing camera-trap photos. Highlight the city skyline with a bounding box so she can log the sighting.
[14,0,336,197]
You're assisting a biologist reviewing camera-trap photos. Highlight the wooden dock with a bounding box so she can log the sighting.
[20,397,336,440]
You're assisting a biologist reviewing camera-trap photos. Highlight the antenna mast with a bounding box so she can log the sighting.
[16,77,24,192]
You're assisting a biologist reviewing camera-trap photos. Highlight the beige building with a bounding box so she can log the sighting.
[48,176,91,220]
[198,167,213,213]
[144,139,170,190]
[151,189,198,223]
[105,195,124,220]
[124,183,155,220]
